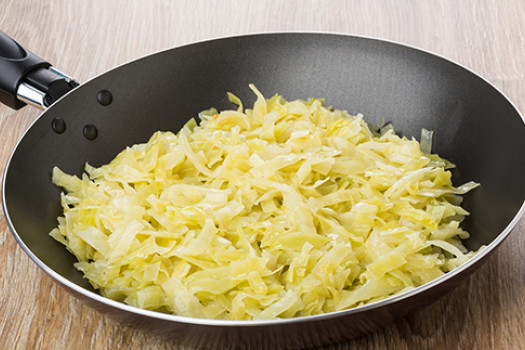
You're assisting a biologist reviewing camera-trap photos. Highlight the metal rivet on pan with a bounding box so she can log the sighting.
[83,124,98,140]
[51,117,66,134]
[97,90,113,106]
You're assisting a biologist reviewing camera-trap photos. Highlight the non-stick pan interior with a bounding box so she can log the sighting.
[4,33,525,290]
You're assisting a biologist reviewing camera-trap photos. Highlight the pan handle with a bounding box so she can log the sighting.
[0,30,79,110]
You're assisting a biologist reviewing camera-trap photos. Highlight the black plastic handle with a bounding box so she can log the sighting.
[0,30,78,110]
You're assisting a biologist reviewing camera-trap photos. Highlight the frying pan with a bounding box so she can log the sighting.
[1,30,525,349]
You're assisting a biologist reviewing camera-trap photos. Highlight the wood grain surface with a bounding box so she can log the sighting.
[1,1,524,349]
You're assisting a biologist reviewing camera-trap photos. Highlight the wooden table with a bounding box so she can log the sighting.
[1,1,524,349]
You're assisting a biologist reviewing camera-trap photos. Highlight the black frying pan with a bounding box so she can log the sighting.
[2,31,525,349]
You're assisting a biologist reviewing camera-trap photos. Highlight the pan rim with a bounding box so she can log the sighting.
[2,31,525,327]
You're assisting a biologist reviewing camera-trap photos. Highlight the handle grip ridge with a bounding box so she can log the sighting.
[0,30,78,110]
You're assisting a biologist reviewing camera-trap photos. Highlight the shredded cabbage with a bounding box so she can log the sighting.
[50,85,482,320]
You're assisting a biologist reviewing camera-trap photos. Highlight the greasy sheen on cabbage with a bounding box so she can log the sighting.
[50,85,480,320]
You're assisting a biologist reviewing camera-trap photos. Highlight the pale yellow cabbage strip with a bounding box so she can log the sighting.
[50,85,481,320]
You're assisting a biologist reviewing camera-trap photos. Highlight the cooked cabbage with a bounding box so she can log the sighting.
[50,85,481,320]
